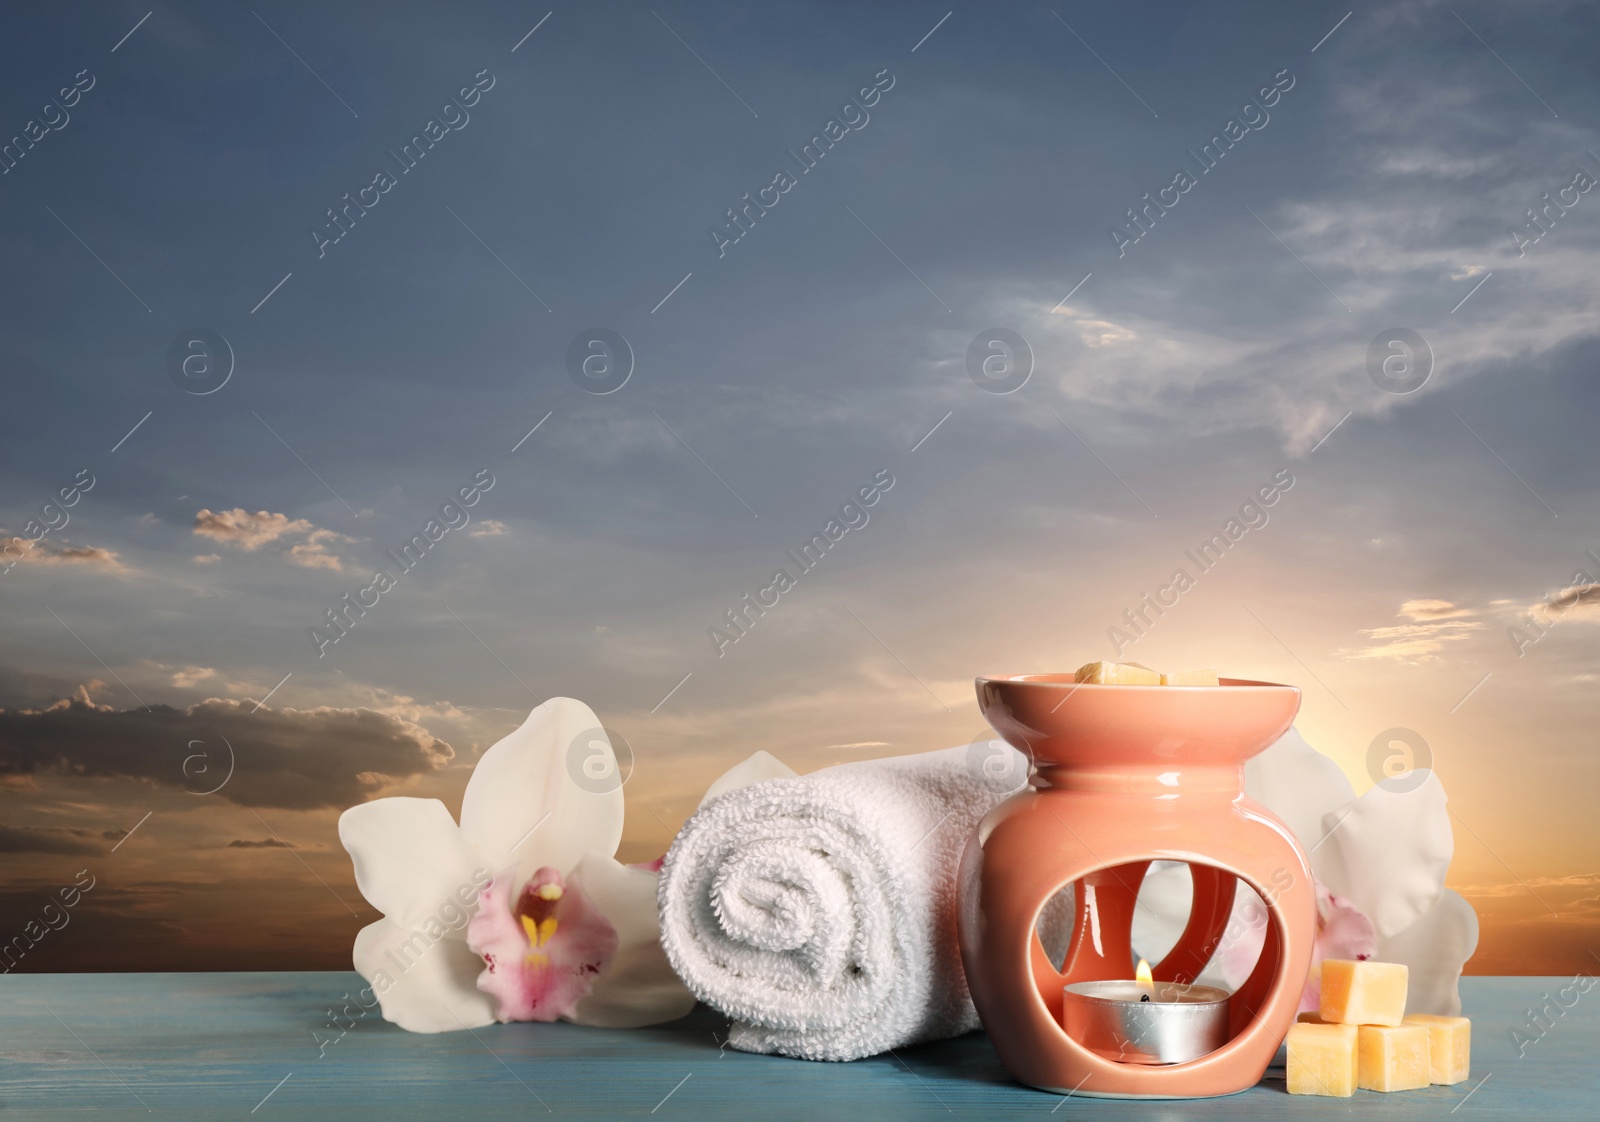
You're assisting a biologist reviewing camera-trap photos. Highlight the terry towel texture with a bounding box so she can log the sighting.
[657,744,1026,1061]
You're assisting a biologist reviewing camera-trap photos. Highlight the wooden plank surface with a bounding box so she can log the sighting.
[0,975,1590,1119]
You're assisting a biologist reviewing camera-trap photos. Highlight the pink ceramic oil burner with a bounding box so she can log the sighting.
[957,674,1316,1099]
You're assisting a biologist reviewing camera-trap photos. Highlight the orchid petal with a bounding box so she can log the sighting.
[1311,770,1452,939]
[1378,889,1479,1016]
[1131,861,1193,968]
[353,918,496,1033]
[468,866,618,1022]
[1314,885,1379,965]
[458,699,623,882]
[1132,864,1264,989]
[1212,883,1271,991]
[697,750,798,809]
[339,797,483,929]
[1245,727,1356,850]
[1036,882,1077,971]
[565,852,697,1027]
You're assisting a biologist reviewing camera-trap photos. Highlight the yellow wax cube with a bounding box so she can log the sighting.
[1320,959,1408,1026]
[1404,1014,1471,1084]
[1160,668,1219,685]
[1286,1022,1358,1097]
[1074,660,1161,685]
[1357,1024,1431,1092]
[1296,1011,1329,1024]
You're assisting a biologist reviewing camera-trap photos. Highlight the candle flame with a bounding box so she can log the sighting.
[1135,957,1153,991]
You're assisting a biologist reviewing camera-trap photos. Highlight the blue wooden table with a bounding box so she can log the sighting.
[0,975,1589,1119]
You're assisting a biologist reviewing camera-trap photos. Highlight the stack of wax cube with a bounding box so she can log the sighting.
[1285,960,1471,1097]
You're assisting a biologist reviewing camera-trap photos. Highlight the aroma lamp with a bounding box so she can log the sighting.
[957,674,1316,1099]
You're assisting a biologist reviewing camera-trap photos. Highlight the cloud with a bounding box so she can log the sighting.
[940,21,1600,457]
[193,509,352,570]
[1342,601,1483,661]
[1049,304,1137,348]
[192,553,221,564]
[1510,584,1600,647]
[1457,873,1600,898]
[226,838,294,849]
[356,690,467,724]
[1399,599,1472,621]
[170,666,217,689]
[470,519,508,538]
[1455,873,1600,921]
[0,822,104,855]
[193,509,311,550]
[288,528,348,571]
[1543,583,1600,622]
[148,663,270,697]
[0,695,453,810]
[1,538,128,573]
[56,546,124,569]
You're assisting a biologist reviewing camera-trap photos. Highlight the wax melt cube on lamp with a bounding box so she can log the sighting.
[1073,660,1160,685]
[1072,660,1218,686]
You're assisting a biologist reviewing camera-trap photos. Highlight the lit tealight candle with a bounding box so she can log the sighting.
[1063,959,1231,1065]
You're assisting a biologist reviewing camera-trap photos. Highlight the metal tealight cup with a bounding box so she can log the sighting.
[1062,980,1230,1065]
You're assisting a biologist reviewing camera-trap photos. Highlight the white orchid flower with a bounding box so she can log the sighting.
[337,697,695,1032]
[1133,727,1479,1015]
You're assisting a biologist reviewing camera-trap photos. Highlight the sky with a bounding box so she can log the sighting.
[1,0,1597,978]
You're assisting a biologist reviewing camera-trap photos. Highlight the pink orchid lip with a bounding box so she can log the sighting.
[467,866,619,1023]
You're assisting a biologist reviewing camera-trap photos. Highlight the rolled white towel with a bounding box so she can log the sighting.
[657,743,1026,1061]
